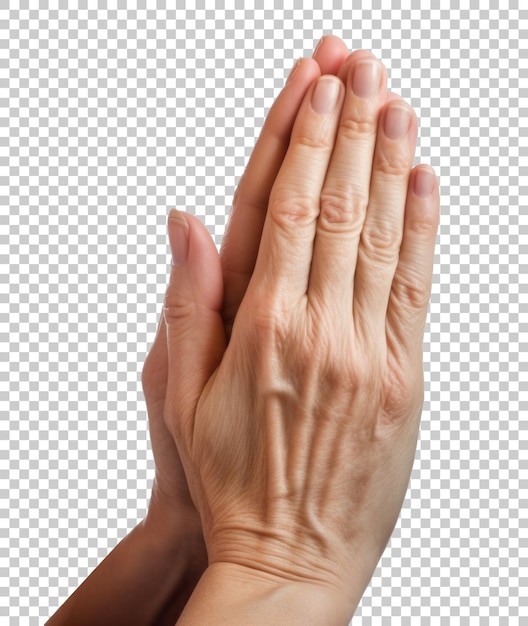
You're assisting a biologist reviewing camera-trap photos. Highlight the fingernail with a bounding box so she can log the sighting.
[384,104,412,140]
[167,209,189,266]
[312,36,325,57]
[352,59,381,98]
[286,58,302,84]
[311,76,341,115]
[414,168,437,198]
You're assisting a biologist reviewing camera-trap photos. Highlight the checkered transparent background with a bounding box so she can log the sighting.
[2,5,525,624]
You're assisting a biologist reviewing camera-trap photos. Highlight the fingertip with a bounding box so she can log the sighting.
[167,208,188,227]
[167,210,223,306]
[380,99,418,143]
[412,166,438,199]
[263,57,321,142]
[386,165,440,351]
[312,35,350,75]
[311,75,344,116]
[167,209,190,267]
[164,212,226,431]
[285,56,321,87]
[285,57,303,84]
[405,166,440,236]
[337,49,378,83]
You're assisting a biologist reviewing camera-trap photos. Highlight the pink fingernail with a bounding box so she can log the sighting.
[167,209,189,266]
[311,76,341,115]
[414,168,437,198]
[384,104,412,140]
[352,59,381,98]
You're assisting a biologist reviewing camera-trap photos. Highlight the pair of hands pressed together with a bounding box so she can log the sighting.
[48,36,439,625]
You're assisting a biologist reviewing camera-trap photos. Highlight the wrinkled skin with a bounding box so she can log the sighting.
[163,47,439,610]
[141,35,352,583]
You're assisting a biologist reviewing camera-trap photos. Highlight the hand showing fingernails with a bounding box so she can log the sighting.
[166,48,439,624]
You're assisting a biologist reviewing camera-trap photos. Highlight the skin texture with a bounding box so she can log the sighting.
[164,48,440,624]
[46,36,355,625]
[145,44,401,579]
[47,36,439,625]
[143,36,352,551]
[141,36,354,618]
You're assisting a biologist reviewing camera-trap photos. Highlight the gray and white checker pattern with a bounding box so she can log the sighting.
[2,5,525,624]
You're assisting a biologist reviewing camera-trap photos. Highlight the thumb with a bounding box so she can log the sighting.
[164,209,226,440]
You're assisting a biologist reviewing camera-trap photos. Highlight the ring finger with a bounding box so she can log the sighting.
[353,97,418,336]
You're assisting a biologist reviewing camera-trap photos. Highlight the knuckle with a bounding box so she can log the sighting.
[258,309,290,345]
[319,189,365,232]
[163,290,197,325]
[327,355,382,413]
[324,351,358,390]
[347,349,381,389]
[391,271,431,310]
[252,306,282,337]
[269,195,317,228]
[243,288,290,343]
[381,392,417,428]
[375,150,412,178]
[382,366,424,425]
[360,224,401,264]
[407,211,439,238]
[248,305,292,375]
[305,309,376,393]
[338,116,377,141]
[294,128,334,151]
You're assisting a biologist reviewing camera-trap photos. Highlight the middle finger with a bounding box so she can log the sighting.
[308,54,387,310]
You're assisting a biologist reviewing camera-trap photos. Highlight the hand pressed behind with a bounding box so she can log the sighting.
[164,51,439,622]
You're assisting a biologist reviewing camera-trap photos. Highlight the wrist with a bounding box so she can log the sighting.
[47,515,206,626]
[144,481,205,553]
[178,562,354,625]
[140,507,207,624]
[143,486,208,589]
[206,524,375,616]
